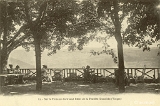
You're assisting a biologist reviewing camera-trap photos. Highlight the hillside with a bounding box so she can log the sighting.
[124,48,160,68]
[8,47,160,68]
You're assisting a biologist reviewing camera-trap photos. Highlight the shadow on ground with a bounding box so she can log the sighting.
[1,82,160,95]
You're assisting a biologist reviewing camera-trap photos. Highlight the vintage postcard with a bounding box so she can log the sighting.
[0,0,160,106]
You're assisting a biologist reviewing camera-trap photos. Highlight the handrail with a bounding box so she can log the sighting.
[19,68,160,80]
[19,68,160,70]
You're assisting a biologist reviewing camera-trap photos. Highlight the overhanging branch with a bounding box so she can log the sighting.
[7,34,31,51]
[7,25,28,45]
[8,42,34,53]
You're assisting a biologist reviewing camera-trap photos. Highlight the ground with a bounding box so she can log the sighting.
[1,82,160,95]
[1,82,160,106]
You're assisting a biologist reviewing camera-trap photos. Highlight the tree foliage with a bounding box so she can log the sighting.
[0,1,30,70]
[125,0,160,51]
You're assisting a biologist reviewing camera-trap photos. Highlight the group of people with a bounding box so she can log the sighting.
[3,64,53,82]
[1,64,22,85]
[3,64,20,74]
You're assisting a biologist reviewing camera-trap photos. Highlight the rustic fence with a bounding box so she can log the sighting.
[19,68,160,83]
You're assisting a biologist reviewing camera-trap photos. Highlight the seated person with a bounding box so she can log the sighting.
[7,64,14,74]
[83,65,91,82]
[2,65,8,74]
[41,65,52,82]
[14,65,20,74]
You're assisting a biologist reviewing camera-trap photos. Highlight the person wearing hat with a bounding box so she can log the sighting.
[14,65,20,74]
[41,65,47,77]
[8,64,14,74]
[41,65,52,82]
[7,64,15,84]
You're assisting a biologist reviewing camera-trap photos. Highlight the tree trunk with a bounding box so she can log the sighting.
[0,53,9,90]
[0,4,1,93]
[0,46,2,94]
[0,2,7,93]
[1,51,9,69]
[34,36,42,91]
[117,40,125,93]
[113,0,125,93]
[0,50,8,93]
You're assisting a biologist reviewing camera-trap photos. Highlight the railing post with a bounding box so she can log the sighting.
[65,69,68,77]
[69,69,71,78]
[127,68,129,77]
[97,69,98,77]
[28,69,30,74]
[22,69,24,74]
[100,69,102,76]
[131,69,133,77]
[135,69,137,78]
[63,69,66,78]
[19,69,21,73]
[158,69,160,83]
[25,69,27,74]
[75,69,77,76]
[154,69,155,80]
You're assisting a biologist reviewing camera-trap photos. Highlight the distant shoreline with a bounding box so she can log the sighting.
[8,47,160,68]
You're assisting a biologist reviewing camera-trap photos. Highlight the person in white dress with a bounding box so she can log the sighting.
[41,65,52,82]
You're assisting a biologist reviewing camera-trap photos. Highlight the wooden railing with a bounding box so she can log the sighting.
[125,68,160,79]
[19,68,160,82]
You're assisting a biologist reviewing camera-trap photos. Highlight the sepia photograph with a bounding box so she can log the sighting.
[0,0,160,106]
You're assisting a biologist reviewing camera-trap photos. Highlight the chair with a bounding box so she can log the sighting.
[42,72,52,82]
[137,75,144,83]
[67,73,77,81]
[52,70,63,81]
